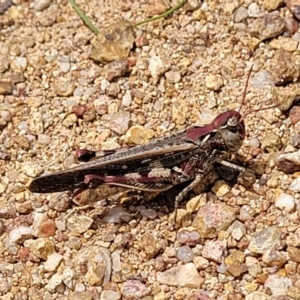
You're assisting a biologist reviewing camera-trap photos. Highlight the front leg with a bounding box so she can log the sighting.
[216,159,246,172]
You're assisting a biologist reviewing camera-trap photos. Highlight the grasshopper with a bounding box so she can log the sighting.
[29,68,255,219]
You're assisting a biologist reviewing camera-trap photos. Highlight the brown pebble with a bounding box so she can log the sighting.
[82,109,96,122]
[135,36,149,47]
[285,17,299,35]
[0,151,11,160]
[249,147,261,156]
[277,159,300,174]
[0,80,13,95]
[35,219,56,238]
[13,136,30,150]
[105,59,129,82]
[127,56,136,67]
[288,246,300,263]
[72,105,88,117]
[289,105,300,124]
[16,202,32,214]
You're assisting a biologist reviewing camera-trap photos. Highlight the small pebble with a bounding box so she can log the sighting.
[105,59,129,82]
[165,71,181,83]
[121,280,151,298]
[193,202,236,238]
[106,82,120,96]
[0,81,13,95]
[228,220,246,241]
[54,81,75,96]
[154,98,164,111]
[264,274,292,297]
[250,13,285,41]
[44,253,63,272]
[285,17,299,35]
[21,162,43,177]
[264,0,284,11]
[157,263,204,288]
[62,268,77,289]
[102,206,132,224]
[9,226,34,244]
[138,208,157,219]
[275,192,295,212]
[248,2,261,17]
[14,136,30,150]
[32,212,56,238]
[202,240,227,263]
[34,0,52,11]
[135,35,149,47]
[262,249,286,267]
[176,246,194,263]
[66,215,93,233]
[45,273,64,293]
[177,229,201,246]
[122,90,132,107]
[148,55,171,82]
[233,6,248,23]
[72,105,88,117]
[193,256,209,270]
[10,57,28,72]
[30,238,55,260]
[289,106,300,124]
[289,177,300,193]
[212,180,231,198]
[102,111,130,135]
[59,56,71,73]
[205,74,223,91]
[290,134,300,148]
[249,137,260,148]
[37,134,51,145]
[63,114,78,127]
[248,227,281,254]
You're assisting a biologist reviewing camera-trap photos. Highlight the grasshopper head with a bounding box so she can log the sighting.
[213,110,245,152]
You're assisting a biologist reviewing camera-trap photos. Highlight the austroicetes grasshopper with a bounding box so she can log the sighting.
[28,67,262,219]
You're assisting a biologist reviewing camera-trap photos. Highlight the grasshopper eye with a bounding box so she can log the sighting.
[227,116,239,129]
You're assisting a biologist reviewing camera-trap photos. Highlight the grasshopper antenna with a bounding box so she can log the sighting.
[239,65,279,117]
[238,65,253,113]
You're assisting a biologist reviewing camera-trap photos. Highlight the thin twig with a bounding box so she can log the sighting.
[68,0,186,34]
[68,0,99,35]
[133,0,187,27]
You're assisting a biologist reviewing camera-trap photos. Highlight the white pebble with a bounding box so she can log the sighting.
[37,134,51,144]
[11,57,28,72]
[176,246,194,263]
[45,274,64,293]
[289,177,300,193]
[44,253,63,272]
[59,62,70,73]
[248,2,261,17]
[154,99,164,111]
[205,74,223,91]
[9,226,34,244]
[249,137,260,148]
[21,162,43,177]
[34,0,52,11]
[63,268,77,289]
[122,90,132,107]
[275,193,295,213]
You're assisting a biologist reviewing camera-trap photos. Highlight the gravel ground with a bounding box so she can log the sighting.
[1,0,300,299]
